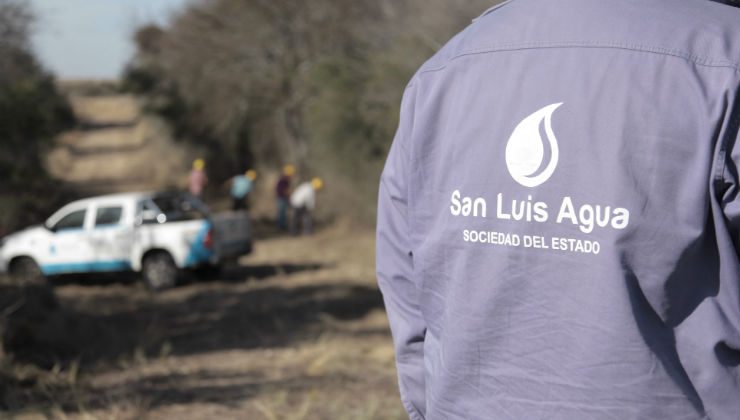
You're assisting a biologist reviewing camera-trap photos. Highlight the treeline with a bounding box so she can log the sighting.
[0,0,74,234]
[124,0,493,222]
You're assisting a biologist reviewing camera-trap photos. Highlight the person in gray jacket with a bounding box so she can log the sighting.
[376,1,740,419]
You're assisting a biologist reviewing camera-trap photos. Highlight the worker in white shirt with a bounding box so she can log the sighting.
[290,177,323,235]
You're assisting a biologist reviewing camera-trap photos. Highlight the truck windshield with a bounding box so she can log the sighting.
[142,192,209,224]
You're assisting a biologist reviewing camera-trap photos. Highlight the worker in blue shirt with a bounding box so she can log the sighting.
[229,169,257,211]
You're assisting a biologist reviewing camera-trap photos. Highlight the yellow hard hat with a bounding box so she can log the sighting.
[283,164,296,176]
[311,177,324,190]
[193,159,205,170]
[245,169,257,180]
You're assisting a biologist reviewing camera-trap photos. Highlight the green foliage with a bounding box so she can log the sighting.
[0,75,73,182]
[0,1,74,234]
[120,66,160,94]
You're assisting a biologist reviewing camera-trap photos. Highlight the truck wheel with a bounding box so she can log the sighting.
[142,252,178,291]
[8,257,47,286]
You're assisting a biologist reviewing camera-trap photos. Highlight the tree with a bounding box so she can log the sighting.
[0,0,73,233]
[125,0,494,220]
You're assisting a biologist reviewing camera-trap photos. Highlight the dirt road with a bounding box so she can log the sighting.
[6,224,405,420]
[45,90,195,195]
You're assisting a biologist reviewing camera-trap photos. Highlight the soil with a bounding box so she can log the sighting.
[2,223,405,420]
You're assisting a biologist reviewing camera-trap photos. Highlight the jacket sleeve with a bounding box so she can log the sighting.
[716,82,740,356]
[716,86,740,347]
[679,82,740,419]
[376,84,427,420]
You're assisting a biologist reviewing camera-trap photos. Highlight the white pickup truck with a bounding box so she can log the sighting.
[0,191,252,290]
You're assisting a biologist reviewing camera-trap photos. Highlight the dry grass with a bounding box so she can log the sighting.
[2,225,406,419]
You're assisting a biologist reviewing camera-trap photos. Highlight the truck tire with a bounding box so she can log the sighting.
[142,252,178,291]
[8,257,47,286]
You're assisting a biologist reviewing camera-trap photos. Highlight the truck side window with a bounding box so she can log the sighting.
[53,209,87,231]
[151,192,207,222]
[137,200,162,225]
[95,207,123,227]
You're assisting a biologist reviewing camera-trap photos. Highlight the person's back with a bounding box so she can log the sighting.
[276,176,290,198]
[376,1,740,419]
[231,175,251,199]
[291,182,315,210]
[188,168,207,197]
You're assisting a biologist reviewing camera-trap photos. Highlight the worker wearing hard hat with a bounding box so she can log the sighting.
[290,177,323,236]
[188,158,208,198]
[275,164,295,230]
[229,169,257,211]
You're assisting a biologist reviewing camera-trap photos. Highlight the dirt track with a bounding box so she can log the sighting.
[6,224,405,419]
[45,92,195,195]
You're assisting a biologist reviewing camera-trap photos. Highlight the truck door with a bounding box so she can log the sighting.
[43,206,95,275]
[89,203,134,271]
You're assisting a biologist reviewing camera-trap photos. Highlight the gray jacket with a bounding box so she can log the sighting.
[376,0,740,419]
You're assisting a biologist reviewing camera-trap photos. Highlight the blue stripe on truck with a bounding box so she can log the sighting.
[184,221,213,267]
[41,260,132,275]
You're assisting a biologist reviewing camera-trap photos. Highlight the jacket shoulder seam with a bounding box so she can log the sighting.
[418,41,740,75]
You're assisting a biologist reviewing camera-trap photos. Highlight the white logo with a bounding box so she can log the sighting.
[505,103,563,188]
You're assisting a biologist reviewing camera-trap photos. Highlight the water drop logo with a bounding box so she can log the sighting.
[505,103,563,188]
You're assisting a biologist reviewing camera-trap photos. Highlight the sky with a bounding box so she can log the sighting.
[29,0,192,80]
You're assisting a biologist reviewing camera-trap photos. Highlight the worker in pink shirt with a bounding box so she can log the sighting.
[188,158,208,198]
